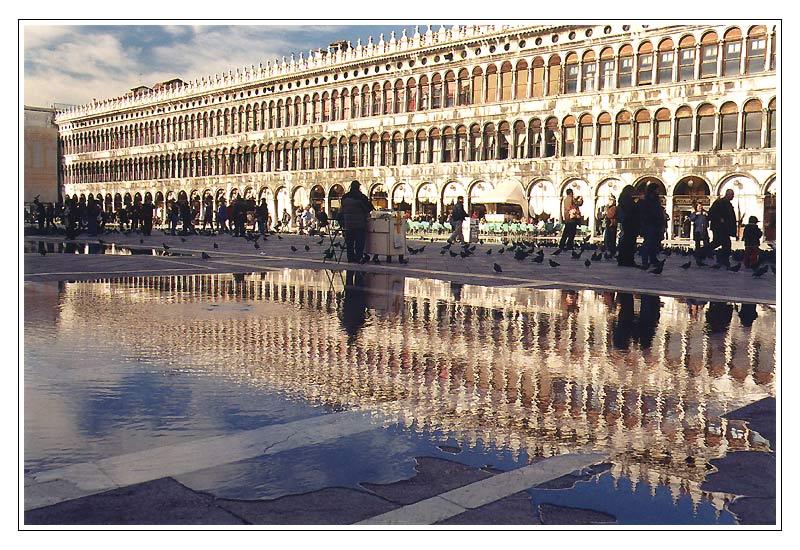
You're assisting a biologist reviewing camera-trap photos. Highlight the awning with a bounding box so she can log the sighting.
[472,179,529,219]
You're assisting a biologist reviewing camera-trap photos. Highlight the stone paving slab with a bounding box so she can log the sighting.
[24,232,777,303]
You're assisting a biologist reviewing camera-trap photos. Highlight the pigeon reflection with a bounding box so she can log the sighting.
[341,270,369,343]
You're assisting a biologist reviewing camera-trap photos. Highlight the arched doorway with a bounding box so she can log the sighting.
[562,179,592,227]
[528,180,559,223]
[229,188,240,202]
[309,185,325,214]
[214,189,226,209]
[328,184,345,219]
[154,191,165,224]
[672,177,710,238]
[416,183,438,221]
[370,183,388,209]
[763,178,776,242]
[595,179,624,236]
[468,180,494,219]
[276,187,291,225]
[719,176,761,239]
[104,194,113,213]
[391,182,412,216]
[442,180,467,221]
[291,186,309,222]
[258,187,276,226]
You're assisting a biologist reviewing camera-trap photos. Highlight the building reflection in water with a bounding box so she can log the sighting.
[36,270,775,514]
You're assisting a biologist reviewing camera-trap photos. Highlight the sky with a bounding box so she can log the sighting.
[22,23,422,108]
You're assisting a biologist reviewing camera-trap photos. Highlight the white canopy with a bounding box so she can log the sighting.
[472,179,529,219]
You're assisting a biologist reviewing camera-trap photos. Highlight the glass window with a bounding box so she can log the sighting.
[657,51,673,83]
[676,117,692,151]
[744,111,762,148]
[580,124,593,156]
[697,114,715,151]
[582,62,596,91]
[600,59,615,89]
[724,41,741,75]
[678,48,695,81]
[747,38,766,73]
[443,135,454,162]
[638,53,653,85]
[563,126,576,157]
[720,113,738,150]
[767,106,776,147]
[701,44,718,77]
[565,64,579,93]
[432,80,443,109]
[616,123,630,154]
[655,120,671,152]
[618,56,633,87]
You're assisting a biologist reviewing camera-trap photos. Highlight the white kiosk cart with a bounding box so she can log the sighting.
[365,210,407,262]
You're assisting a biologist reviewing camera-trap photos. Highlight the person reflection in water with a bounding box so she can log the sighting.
[738,303,758,327]
[341,270,368,343]
[706,301,733,334]
[450,281,463,302]
[613,293,635,350]
[636,294,661,349]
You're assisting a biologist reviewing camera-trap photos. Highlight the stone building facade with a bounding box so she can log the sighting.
[55,22,777,239]
[25,106,60,203]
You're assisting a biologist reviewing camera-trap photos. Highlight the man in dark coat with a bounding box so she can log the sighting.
[702,189,737,265]
[340,180,374,263]
[141,196,155,236]
[446,196,468,244]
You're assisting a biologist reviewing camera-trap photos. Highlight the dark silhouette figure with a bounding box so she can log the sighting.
[613,292,635,349]
[341,270,369,343]
[702,189,737,266]
[616,185,640,267]
[141,196,155,236]
[340,180,374,263]
[706,301,734,334]
[738,303,758,327]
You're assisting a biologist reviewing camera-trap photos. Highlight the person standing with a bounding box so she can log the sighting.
[179,199,193,235]
[602,195,618,258]
[201,199,214,232]
[340,180,374,263]
[446,196,468,245]
[301,205,315,234]
[254,198,269,234]
[742,215,763,268]
[280,209,291,232]
[615,185,639,267]
[216,199,228,233]
[316,206,329,233]
[558,188,583,251]
[702,189,737,265]
[141,196,155,236]
[637,182,665,268]
[689,203,710,255]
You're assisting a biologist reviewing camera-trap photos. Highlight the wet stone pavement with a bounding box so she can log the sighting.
[22,229,778,527]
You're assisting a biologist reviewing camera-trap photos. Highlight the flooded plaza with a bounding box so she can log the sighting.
[23,269,776,525]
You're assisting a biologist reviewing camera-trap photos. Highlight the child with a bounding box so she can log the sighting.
[742,215,763,268]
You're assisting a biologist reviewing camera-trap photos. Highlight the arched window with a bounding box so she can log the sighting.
[675,106,693,152]
[342,89,351,119]
[582,50,596,92]
[618,45,633,87]
[562,115,576,157]
[429,128,441,162]
[514,120,527,158]
[456,125,468,161]
[384,82,393,114]
[361,85,370,117]
[381,133,391,166]
[444,71,456,107]
[442,126,454,162]
[767,98,776,147]
[431,73,443,109]
[723,28,743,76]
[350,89,359,118]
[599,47,615,89]
[471,68,484,105]
[469,123,482,161]
[416,129,428,164]
[530,118,543,158]
[349,135,358,167]
[743,99,763,149]
[483,123,496,160]
[393,131,403,166]
[457,69,471,105]
[697,103,716,151]
[657,39,675,84]
[500,62,513,101]
[515,60,528,99]
[544,117,558,157]
[654,108,671,153]
[419,75,430,109]
[579,114,594,156]
[678,35,696,81]
[565,52,579,93]
[700,31,719,78]
[616,111,632,154]
[372,83,381,115]
[746,25,767,73]
[405,78,417,111]
[720,101,738,150]
[486,65,498,103]
[394,80,405,114]
[548,55,561,96]
[497,121,510,159]
[323,93,331,122]
[532,57,545,98]
[634,109,652,154]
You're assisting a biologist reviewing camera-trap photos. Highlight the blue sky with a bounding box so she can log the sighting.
[22,23,424,107]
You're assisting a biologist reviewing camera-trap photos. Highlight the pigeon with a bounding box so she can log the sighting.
[442,243,452,250]
[752,264,769,277]
[486,249,492,255]
[201,252,211,260]
[770,264,776,274]
[727,263,742,272]
[162,243,171,250]
[650,264,664,274]
[710,264,722,270]
[584,259,591,267]
[680,261,692,269]
[551,249,562,256]
[181,237,187,242]
[493,263,502,273]
[532,255,544,264]
[372,255,381,264]
[140,238,144,244]
[549,259,560,267]
[449,251,458,258]
[695,257,706,267]
[323,249,335,260]
[276,234,283,240]
[290,245,298,252]
[571,249,583,259]
[317,238,325,245]
[213,242,219,249]
[440,249,447,255]
[304,245,310,252]
[498,247,505,254]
